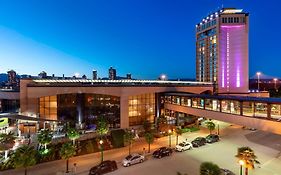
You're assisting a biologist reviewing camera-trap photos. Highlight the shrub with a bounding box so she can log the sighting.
[111,129,125,148]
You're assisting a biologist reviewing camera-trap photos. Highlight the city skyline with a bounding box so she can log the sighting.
[0,1,281,79]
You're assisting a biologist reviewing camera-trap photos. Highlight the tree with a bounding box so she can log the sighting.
[144,132,154,153]
[37,129,53,151]
[0,132,15,160]
[96,116,109,137]
[12,145,37,175]
[67,128,80,145]
[205,121,216,134]
[143,120,151,133]
[60,142,76,173]
[175,128,183,145]
[124,129,135,155]
[235,146,260,175]
[200,162,221,175]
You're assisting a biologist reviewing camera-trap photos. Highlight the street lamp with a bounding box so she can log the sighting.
[168,129,172,147]
[99,139,104,163]
[160,74,167,81]
[256,72,261,91]
[239,159,245,175]
[274,78,278,91]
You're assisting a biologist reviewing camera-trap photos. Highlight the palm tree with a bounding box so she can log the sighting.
[205,121,215,134]
[124,129,135,155]
[60,142,76,173]
[37,129,53,151]
[67,128,80,146]
[200,162,221,175]
[175,128,183,145]
[12,145,37,175]
[144,132,154,153]
[235,146,260,175]
[0,132,15,160]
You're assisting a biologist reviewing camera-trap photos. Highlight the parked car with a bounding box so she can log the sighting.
[122,153,145,167]
[191,137,206,147]
[175,141,192,152]
[152,147,173,158]
[206,134,219,143]
[220,168,235,175]
[89,160,117,175]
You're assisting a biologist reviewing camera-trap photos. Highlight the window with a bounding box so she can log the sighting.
[128,93,155,126]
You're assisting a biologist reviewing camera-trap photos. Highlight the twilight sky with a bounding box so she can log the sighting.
[0,0,280,79]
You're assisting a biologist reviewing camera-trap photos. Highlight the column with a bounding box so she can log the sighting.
[267,103,271,119]
[240,101,243,116]
[76,93,84,128]
[155,93,162,128]
[120,95,129,129]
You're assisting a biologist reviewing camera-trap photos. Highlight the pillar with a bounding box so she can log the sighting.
[76,93,84,128]
[240,101,243,116]
[267,103,271,119]
[155,93,162,127]
[120,95,129,129]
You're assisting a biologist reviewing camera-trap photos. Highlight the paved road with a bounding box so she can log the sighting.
[2,123,281,175]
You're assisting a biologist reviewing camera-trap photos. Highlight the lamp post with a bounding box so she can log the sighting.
[99,139,104,163]
[239,160,245,175]
[256,72,261,91]
[168,129,172,147]
[274,78,278,91]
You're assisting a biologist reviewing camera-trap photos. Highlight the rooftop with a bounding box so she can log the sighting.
[27,79,213,87]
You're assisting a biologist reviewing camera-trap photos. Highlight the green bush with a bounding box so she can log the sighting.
[180,126,200,133]
[111,129,125,148]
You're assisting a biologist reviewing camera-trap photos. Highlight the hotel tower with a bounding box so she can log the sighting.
[196,8,249,94]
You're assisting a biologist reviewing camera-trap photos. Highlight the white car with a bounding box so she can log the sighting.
[175,141,192,152]
[122,153,145,167]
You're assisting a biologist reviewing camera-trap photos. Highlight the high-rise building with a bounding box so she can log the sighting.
[196,8,249,94]
[92,70,97,80]
[7,70,17,85]
[109,67,116,80]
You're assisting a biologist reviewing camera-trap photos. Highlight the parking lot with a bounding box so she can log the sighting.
[105,125,281,175]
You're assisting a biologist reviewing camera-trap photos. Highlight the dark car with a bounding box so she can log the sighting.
[152,147,173,158]
[206,134,219,143]
[191,137,206,147]
[89,160,117,175]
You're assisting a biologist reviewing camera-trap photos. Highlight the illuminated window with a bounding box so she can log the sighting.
[128,93,155,126]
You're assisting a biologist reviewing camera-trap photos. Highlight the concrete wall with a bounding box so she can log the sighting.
[165,103,281,135]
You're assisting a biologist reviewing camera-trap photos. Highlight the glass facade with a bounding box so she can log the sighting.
[0,99,19,113]
[128,93,155,126]
[39,93,120,129]
[164,94,281,121]
[39,96,57,120]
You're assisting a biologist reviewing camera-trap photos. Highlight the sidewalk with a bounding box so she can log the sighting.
[1,128,209,175]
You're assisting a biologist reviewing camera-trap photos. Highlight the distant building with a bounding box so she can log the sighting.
[196,8,249,94]
[92,70,97,80]
[82,75,87,79]
[126,73,132,80]
[7,70,17,85]
[38,71,47,79]
[109,67,117,80]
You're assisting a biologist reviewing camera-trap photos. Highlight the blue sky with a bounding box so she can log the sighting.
[0,0,280,79]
